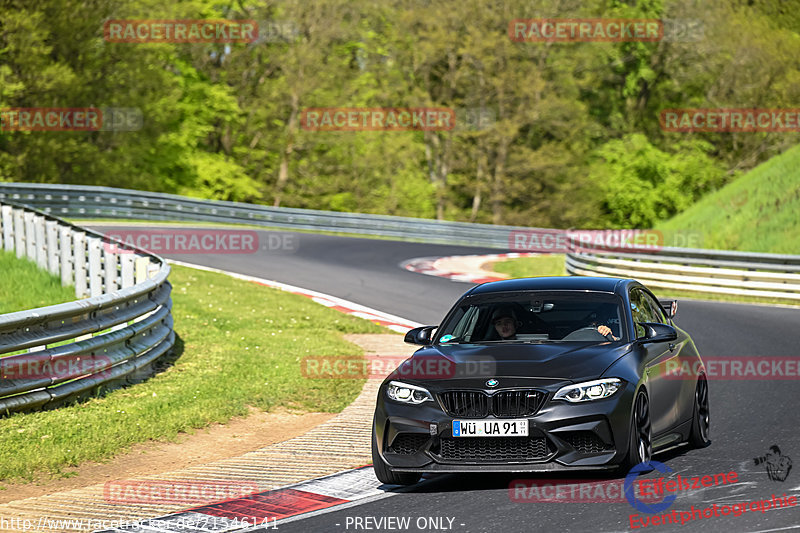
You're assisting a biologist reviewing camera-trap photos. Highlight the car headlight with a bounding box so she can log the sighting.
[386,381,433,404]
[553,378,623,403]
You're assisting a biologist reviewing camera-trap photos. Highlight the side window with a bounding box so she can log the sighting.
[641,291,668,324]
[454,306,480,341]
[629,289,657,338]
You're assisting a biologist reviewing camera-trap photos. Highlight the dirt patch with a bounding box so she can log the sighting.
[0,407,334,504]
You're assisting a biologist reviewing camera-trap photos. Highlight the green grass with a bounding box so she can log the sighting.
[0,251,77,314]
[491,254,567,278]
[656,143,800,254]
[0,264,384,482]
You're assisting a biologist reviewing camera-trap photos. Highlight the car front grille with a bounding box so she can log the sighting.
[493,390,546,417]
[388,433,429,455]
[437,436,552,462]
[439,391,490,418]
[439,390,545,418]
[561,431,613,453]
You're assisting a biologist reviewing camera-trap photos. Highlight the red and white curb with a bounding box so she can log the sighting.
[95,467,390,532]
[401,253,537,284]
[168,260,423,333]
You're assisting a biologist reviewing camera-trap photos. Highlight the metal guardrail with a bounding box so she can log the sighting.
[565,238,800,301]
[1,182,798,302]
[0,182,535,249]
[0,200,174,415]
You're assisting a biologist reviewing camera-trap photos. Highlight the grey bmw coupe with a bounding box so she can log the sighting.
[372,277,710,485]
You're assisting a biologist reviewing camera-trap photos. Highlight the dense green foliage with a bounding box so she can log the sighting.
[657,143,800,253]
[1,0,799,228]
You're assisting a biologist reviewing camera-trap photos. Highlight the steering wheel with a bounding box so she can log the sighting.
[562,326,612,341]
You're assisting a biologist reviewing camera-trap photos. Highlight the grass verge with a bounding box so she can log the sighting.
[0,251,76,314]
[656,143,800,254]
[0,264,385,482]
[491,254,567,278]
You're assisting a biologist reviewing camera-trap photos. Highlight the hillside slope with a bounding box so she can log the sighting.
[657,144,800,254]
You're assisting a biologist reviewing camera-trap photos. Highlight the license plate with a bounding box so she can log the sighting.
[452,419,528,437]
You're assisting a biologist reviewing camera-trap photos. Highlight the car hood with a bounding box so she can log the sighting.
[391,342,630,384]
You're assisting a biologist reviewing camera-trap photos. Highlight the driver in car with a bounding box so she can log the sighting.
[584,308,620,340]
[491,307,519,340]
[597,324,619,340]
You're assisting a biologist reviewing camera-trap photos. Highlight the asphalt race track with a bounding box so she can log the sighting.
[91,226,800,533]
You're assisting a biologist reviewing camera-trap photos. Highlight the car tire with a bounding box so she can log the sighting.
[620,390,653,473]
[688,375,711,448]
[371,429,421,486]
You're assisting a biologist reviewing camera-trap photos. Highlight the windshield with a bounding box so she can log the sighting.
[434,291,625,344]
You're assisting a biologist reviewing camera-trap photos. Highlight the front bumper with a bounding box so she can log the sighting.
[374,381,635,473]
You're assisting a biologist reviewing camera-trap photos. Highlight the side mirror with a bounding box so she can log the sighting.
[638,322,678,344]
[659,300,678,319]
[404,326,437,345]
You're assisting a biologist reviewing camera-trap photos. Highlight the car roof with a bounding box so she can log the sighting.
[466,276,631,296]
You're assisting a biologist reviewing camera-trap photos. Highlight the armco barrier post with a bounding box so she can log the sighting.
[135,257,149,284]
[46,219,59,275]
[121,254,135,288]
[34,214,47,270]
[59,226,73,288]
[24,211,35,259]
[1,205,12,251]
[88,236,103,297]
[104,245,119,292]
[74,231,88,298]
[13,208,24,258]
